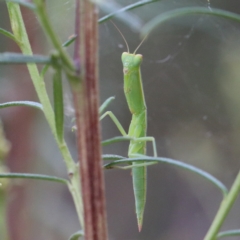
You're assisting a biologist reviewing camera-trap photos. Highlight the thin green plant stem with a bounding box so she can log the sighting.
[6,2,75,172]
[32,0,75,73]
[67,166,83,228]
[0,181,9,240]
[6,3,56,143]
[204,170,240,240]
[6,2,83,227]
[0,165,10,240]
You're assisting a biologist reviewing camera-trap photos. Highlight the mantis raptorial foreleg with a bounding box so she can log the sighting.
[100,110,157,157]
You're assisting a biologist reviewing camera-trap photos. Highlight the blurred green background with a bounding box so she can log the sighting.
[1,0,240,239]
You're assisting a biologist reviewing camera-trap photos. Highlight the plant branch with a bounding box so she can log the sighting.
[104,157,228,198]
[6,2,75,173]
[71,0,108,239]
[204,170,240,240]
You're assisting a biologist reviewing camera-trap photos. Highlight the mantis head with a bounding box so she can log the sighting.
[122,52,143,70]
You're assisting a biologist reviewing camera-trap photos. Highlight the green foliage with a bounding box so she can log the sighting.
[1,0,240,239]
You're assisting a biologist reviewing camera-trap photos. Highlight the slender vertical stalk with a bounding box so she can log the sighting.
[7,1,83,228]
[0,122,10,240]
[204,171,240,240]
[7,2,75,172]
[71,0,108,239]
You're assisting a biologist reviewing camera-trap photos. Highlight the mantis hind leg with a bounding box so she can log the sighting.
[129,136,157,157]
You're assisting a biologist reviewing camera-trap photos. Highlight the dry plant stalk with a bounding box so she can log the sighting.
[71,0,108,239]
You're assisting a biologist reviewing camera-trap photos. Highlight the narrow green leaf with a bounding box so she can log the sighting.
[0,28,16,42]
[104,156,228,197]
[0,101,43,110]
[102,136,133,146]
[31,0,75,72]
[68,230,84,240]
[98,0,161,24]
[142,7,240,36]
[217,229,240,239]
[99,96,115,115]
[102,154,125,161]
[0,52,51,64]
[63,35,77,47]
[53,68,64,142]
[0,173,68,184]
[94,0,143,31]
[40,64,50,77]
[6,0,36,10]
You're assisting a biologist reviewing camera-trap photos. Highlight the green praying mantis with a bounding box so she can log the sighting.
[101,25,157,231]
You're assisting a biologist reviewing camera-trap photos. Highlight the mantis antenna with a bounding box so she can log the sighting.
[133,34,148,54]
[111,20,130,53]
[111,21,148,54]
